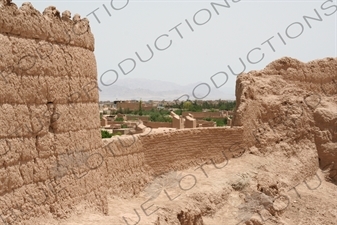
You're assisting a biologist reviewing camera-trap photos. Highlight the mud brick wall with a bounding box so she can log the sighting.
[141,127,244,175]
[182,111,224,119]
[0,1,245,223]
[233,57,337,147]
[0,1,105,223]
[232,57,337,181]
[100,127,244,197]
[142,121,172,128]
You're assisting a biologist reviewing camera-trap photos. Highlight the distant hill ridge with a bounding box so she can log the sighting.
[99,77,235,101]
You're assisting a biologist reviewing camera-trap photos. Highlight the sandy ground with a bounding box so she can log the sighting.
[25,147,337,225]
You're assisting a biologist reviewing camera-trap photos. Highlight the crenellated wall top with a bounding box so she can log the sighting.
[0,0,95,51]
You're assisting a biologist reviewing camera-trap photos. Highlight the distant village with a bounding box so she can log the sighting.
[99,99,236,138]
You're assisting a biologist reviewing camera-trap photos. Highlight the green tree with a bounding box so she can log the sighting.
[101,130,112,138]
[215,119,225,127]
[183,101,192,110]
[124,108,132,114]
[174,110,182,115]
[117,107,123,114]
[149,110,172,122]
[202,101,211,109]
[138,100,143,116]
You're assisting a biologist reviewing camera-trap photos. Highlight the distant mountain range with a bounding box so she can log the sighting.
[98,78,235,101]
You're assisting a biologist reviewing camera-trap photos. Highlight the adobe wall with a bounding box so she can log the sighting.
[116,102,139,111]
[196,120,217,127]
[0,1,241,223]
[182,111,225,119]
[184,115,196,128]
[100,127,244,194]
[140,127,244,176]
[143,121,172,128]
[0,0,106,222]
[233,57,337,147]
[233,57,337,181]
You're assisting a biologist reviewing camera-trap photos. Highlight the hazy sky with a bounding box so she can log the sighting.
[15,0,337,100]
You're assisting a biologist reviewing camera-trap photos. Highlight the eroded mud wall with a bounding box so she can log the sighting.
[233,57,337,181]
[6,0,336,223]
[141,127,244,175]
[101,127,244,196]
[0,1,106,222]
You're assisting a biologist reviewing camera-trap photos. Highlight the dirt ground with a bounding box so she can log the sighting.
[25,146,337,225]
[20,57,337,225]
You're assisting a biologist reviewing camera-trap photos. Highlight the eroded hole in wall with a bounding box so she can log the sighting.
[46,102,55,133]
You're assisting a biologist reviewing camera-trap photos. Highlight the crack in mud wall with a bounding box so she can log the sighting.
[233,57,337,182]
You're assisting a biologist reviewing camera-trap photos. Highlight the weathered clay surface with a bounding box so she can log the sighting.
[1,0,337,224]
[233,57,337,180]
[0,6,244,219]
[0,0,94,50]
[0,0,104,223]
